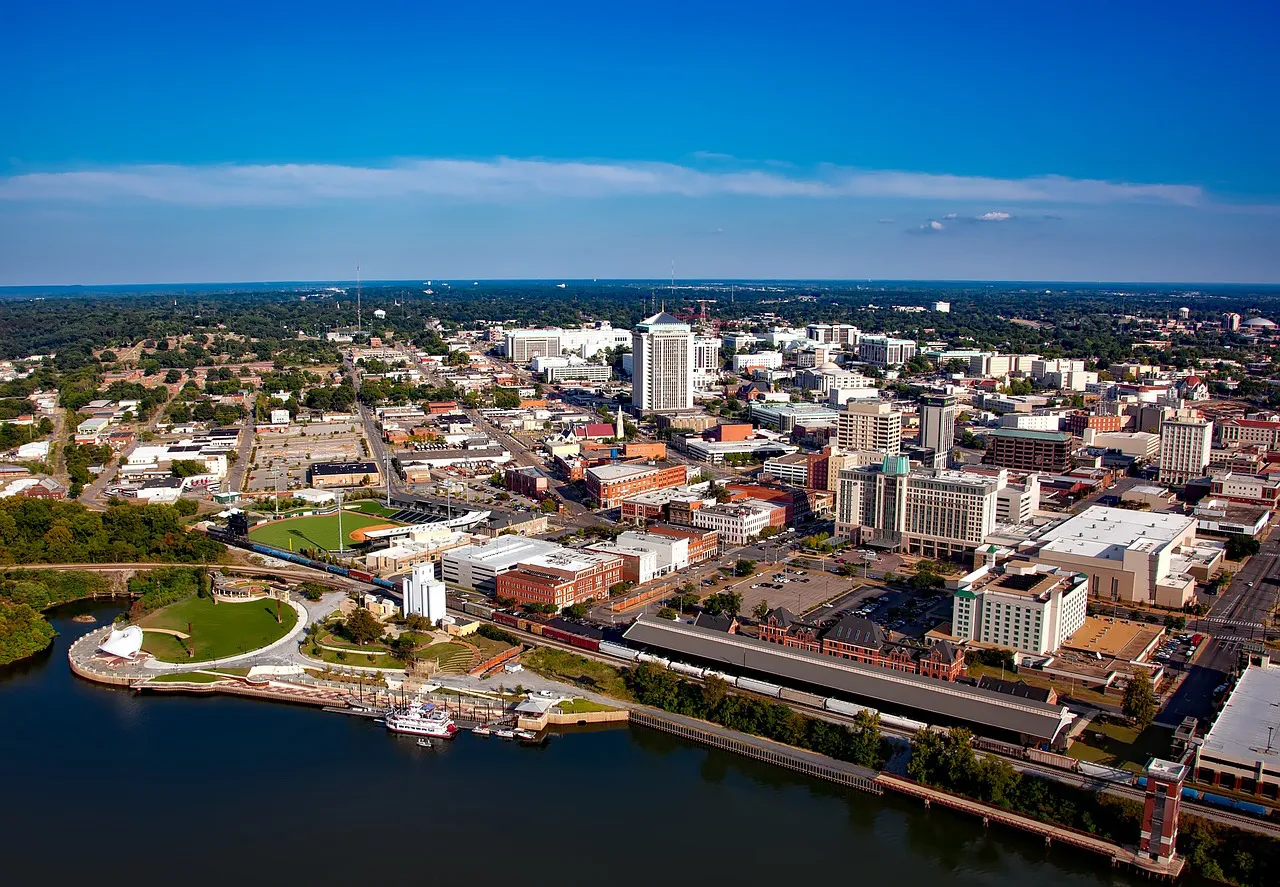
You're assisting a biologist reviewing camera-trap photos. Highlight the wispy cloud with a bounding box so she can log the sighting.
[0,156,1208,207]
[975,211,1011,221]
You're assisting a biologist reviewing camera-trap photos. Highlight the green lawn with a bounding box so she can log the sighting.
[149,671,224,684]
[302,643,404,668]
[523,647,632,700]
[247,511,401,551]
[1068,719,1172,774]
[345,501,400,517]
[554,698,618,714]
[140,596,298,662]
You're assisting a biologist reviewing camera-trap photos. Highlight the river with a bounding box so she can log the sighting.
[1,601,1150,887]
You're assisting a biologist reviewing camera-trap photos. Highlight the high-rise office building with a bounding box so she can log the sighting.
[835,456,1000,557]
[692,335,723,389]
[1159,415,1212,485]
[632,312,694,413]
[919,393,957,465]
[836,400,902,454]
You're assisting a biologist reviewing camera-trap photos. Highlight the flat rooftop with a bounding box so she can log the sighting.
[520,548,620,573]
[624,616,1074,742]
[1200,664,1280,769]
[1037,506,1194,561]
[588,462,666,482]
[1062,615,1163,661]
[957,563,1084,602]
[445,536,560,570]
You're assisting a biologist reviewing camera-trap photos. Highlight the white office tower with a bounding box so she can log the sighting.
[836,400,902,453]
[919,394,957,464]
[632,312,694,413]
[403,561,447,624]
[692,335,723,389]
[1158,415,1212,486]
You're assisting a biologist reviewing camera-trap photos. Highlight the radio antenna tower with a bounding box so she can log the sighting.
[356,261,362,333]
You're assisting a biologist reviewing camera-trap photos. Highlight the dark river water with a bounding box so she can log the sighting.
[1,601,1150,887]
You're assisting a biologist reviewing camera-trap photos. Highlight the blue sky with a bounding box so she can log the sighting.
[2,0,1278,285]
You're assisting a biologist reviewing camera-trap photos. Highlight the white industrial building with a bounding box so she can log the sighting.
[615,530,690,576]
[440,536,562,593]
[402,561,447,624]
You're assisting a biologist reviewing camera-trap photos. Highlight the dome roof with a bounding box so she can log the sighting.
[819,360,842,371]
[1243,317,1276,327]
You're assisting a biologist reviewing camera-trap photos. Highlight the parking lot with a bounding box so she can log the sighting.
[247,421,370,492]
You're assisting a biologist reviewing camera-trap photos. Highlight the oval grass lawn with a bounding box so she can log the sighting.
[140,595,298,662]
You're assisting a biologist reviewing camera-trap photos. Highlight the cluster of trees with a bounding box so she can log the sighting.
[0,416,52,451]
[63,441,113,495]
[1226,535,1261,561]
[701,590,743,617]
[625,663,884,767]
[0,498,225,565]
[1121,669,1158,729]
[909,726,1142,835]
[0,569,114,666]
[127,566,206,619]
[478,624,518,645]
[909,725,1279,886]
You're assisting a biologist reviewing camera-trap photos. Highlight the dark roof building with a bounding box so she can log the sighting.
[985,427,1073,473]
[624,616,1074,745]
[977,675,1056,704]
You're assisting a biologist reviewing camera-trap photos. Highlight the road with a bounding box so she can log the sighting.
[79,385,182,508]
[1160,522,1280,726]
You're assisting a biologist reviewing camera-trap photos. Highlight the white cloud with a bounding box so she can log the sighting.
[942,212,958,219]
[0,157,1208,207]
[976,211,1012,221]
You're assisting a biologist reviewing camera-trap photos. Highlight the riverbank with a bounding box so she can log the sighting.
[0,569,129,666]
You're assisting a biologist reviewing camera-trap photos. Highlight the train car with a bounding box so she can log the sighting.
[1026,748,1081,772]
[568,634,600,653]
[349,569,374,583]
[462,602,495,620]
[779,687,826,708]
[635,652,671,668]
[736,677,784,698]
[526,622,545,636]
[880,713,928,733]
[599,641,641,662]
[491,611,520,629]
[372,577,396,591]
[703,670,735,685]
[670,661,704,678]
[325,564,350,578]
[824,698,872,718]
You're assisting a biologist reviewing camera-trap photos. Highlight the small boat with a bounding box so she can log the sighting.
[514,728,539,742]
[471,724,492,736]
[416,738,433,748]
[494,728,516,739]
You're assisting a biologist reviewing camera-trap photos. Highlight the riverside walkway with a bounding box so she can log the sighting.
[878,775,1185,880]
[628,708,883,795]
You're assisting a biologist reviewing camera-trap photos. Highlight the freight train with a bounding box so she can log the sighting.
[1133,778,1271,818]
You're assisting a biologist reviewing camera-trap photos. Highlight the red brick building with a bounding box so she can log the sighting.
[494,549,624,609]
[505,465,549,498]
[1063,411,1125,436]
[586,462,691,508]
[759,609,964,681]
[646,524,719,563]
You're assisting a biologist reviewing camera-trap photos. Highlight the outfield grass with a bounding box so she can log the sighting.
[247,511,401,551]
[140,596,298,662]
[345,501,400,517]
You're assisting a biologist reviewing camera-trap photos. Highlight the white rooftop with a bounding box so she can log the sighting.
[587,462,661,482]
[519,548,621,573]
[447,536,561,570]
[1037,506,1195,561]
[1200,664,1280,769]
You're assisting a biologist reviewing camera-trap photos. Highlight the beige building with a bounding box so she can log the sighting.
[1158,415,1212,485]
[836,400,902,454]
[1030,506,1221,609]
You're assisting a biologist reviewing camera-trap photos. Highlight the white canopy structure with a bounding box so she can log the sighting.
[98,625,144,659]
